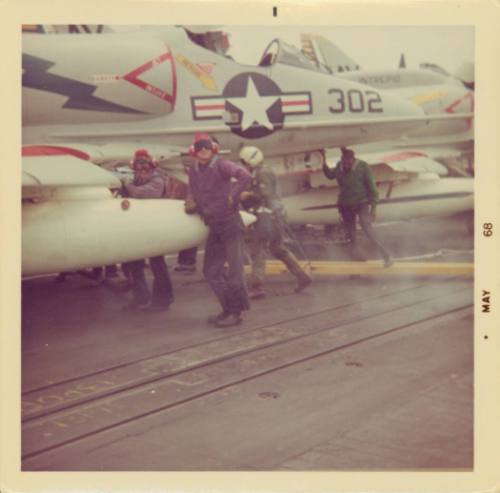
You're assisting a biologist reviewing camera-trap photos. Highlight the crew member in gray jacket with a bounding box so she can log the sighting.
[122,149,174,311]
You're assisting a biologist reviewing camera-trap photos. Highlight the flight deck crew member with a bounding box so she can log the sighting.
[186,133,252,327]
[239,146,312,299]
[121,149,175,311]
[322,147,393,267]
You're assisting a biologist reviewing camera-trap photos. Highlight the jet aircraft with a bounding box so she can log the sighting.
[299,33,474,150]
[21,26,473,277]
[270,33,475,225]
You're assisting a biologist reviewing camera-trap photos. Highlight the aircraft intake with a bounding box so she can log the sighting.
[22,34,177,125]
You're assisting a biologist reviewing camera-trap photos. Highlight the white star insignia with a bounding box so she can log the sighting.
[227,77,279,131]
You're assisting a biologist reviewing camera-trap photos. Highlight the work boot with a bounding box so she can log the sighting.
[249,287,266,300]
[146,301,172,312]
[295,272,312,292]
[383,256,394,268]
[279,252,311,293]
[122,300,149,311]
[207,311,230,324]
[215,312,243,328]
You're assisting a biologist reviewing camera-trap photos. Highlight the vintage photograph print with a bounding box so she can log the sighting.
[20,23,474,471]
[2,1,499,492]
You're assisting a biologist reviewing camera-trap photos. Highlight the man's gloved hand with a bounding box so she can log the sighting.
[120,175,133,186]
[239,191,252,203]
[110,187,122,198]
[239,191,260,210]
[118,182,130,198]
[184,198,198,214]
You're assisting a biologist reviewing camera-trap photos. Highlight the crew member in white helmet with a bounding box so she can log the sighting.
[239,146,312,299]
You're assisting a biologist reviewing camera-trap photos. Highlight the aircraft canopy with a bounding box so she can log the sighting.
[259,39,328,73]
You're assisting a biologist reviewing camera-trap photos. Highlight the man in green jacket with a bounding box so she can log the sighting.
[322,147,393,267]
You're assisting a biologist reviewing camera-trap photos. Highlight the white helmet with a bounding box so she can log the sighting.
[239,146,264,168]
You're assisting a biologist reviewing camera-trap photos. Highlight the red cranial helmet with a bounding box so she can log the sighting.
[188,133,219,157]
[130,148,157,168]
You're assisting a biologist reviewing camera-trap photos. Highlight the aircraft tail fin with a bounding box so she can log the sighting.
[454,62,474,89]
[399,53,406,68]
[300,33,360,73]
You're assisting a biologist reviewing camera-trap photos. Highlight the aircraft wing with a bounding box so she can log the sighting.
[23,154,120,188]
[22,149,122,200]
[345,150,449,175]
[22,142,187,171]
[320,147,459,184]
[364,145,473,178]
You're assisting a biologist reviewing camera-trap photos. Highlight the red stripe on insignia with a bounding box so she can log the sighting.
[282,100,310,106]
[196,103,225,110]
[22,146,90,160]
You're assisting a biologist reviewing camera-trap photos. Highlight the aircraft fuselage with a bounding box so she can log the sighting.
[23,27,425,158]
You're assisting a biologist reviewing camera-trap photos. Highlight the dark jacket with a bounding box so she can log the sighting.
[188,156,251,225]
[322,159,379,206]
[251,166,282,212]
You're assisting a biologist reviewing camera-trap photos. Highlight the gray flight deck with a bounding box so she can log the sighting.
[21,216,473,471]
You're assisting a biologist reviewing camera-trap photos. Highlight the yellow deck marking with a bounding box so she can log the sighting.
[245,260,473,277]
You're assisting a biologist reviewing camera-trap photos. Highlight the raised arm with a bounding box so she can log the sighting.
[322,160,338,180]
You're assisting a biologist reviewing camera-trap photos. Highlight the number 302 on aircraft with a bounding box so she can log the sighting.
[328,88,383,113]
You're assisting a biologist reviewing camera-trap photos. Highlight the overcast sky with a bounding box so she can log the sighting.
[224,26,474,75]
